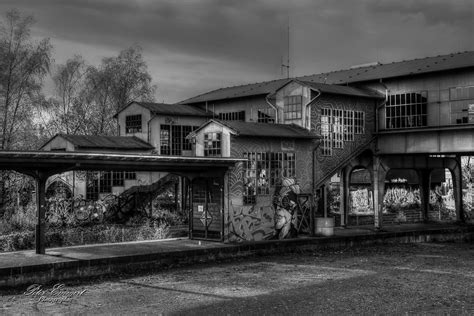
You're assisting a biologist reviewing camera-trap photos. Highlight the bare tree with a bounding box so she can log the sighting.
[41,55,88,136]
[104,45,156,113]
[0,9,51,150]
[42,45,157,137]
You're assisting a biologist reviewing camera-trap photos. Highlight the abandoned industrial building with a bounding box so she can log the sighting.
[2,51,474,254]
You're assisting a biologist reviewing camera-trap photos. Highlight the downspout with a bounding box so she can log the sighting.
[376,79,389,145]
[147,114,157,145]
[306,89,321,130]
[309,89,322,203]
[265,95,279,123]
[312,141,322,198]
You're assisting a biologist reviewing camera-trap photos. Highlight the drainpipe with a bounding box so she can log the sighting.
[305,89,321,129]
[376,79,389,137]
[310,89,322,215]
[147,114,157,145]
[265,95,279,123]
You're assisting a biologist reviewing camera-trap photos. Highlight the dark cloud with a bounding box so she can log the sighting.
[368,0,473,27]
[0,0,472,102]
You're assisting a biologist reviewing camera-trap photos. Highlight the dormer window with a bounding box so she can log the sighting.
[284,95,302,120]
[125,114,142,133]
[204,132,221,157]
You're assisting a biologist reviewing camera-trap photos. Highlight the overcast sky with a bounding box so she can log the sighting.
[0,0,473,103]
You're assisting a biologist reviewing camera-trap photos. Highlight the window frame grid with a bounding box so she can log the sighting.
[86,171,136,200]
[160,124,198,156]
[385,91,428,129]
[243,151,296,204]
[332,109,344,149]
[204,132,222,157]
[354,111,365,134]
[343,110,355,141]
[257,108,276,123]
[218,111,246,121]
[125,114,142,134]
[283,95,303,120]
[321,108,333,156]
[449,86,474,124]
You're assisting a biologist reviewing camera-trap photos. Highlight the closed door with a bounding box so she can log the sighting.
[191,177,223,240]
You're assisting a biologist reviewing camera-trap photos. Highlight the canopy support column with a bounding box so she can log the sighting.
[417,169,432,222]
[35,172,48,254]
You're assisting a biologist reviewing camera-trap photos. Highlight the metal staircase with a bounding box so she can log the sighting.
[314,136,377,189]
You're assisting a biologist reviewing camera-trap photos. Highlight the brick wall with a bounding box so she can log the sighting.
[225,136,315,242]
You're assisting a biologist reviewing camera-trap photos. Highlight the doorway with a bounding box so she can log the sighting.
[190,177,223,241]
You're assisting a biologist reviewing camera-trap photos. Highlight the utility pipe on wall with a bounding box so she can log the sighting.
[265,95,279,123]
[305,89,321,130]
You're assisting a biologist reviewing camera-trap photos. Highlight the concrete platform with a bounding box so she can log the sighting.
[1,223,473,288]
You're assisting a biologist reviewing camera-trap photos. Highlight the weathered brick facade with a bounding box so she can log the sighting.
[225,136,315,242]
[310,94,378,186]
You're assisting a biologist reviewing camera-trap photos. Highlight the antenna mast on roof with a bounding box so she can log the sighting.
[281,16,290,79]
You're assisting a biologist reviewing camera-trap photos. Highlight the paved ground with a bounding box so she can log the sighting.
[0,223,460,270]
[1,241,473,315]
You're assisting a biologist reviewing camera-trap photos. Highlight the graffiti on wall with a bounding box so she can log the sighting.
[350,188,373,214]
[225,137,313,242]
[228,203,275,242]
[227,177,303,242]
[272,177,301,239]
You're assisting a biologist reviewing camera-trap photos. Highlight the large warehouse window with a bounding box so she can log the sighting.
[86,171,136,200]
[284,95,303,120]
[243,152,296,204]
[160,125,198,156]
[450,86,474,124]
[125,115,142,133]
[385,91,428,129]
[320,108,364,156]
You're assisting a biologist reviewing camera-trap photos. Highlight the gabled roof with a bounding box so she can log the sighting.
[115,101,213,117]
[179,79,290,104]
[274,79,384,99]
[189,119,318,139]
[179,51,474,104]
[41,134,154,151]
[300,80,384,98]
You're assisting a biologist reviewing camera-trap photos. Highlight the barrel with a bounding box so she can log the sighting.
[315,217,335,236]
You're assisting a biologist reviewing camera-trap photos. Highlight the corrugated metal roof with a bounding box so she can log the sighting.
[115,101,213,117]
[0,150,244,172]
[300,51,474,84]
[54,134,154,150]
[180,51,474,104]
[179,79,290,104]
[135,102,212,117]
[215,120,318,139]
[298,80,384,98]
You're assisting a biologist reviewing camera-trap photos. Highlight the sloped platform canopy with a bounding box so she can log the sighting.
[0,151,242,175]
[0,151,243,254]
